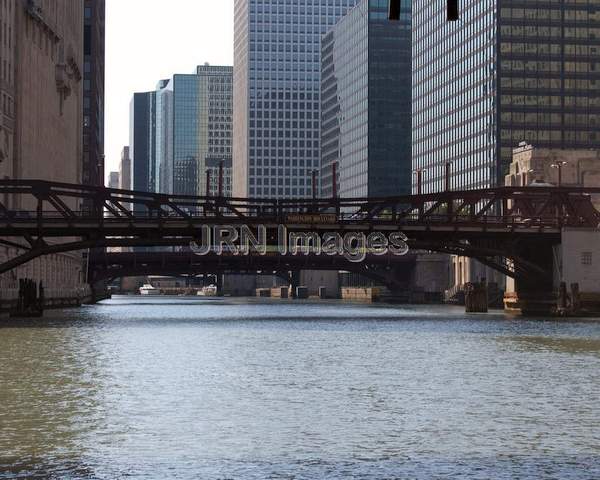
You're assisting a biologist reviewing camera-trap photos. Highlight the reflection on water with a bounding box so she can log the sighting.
[1,297,599,479]
[505,336,600,356]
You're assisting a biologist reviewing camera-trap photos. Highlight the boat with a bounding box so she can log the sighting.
[139,284,161,296]
[197,284,218,297]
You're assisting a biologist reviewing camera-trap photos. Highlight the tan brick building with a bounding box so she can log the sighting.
[0,0,87,301]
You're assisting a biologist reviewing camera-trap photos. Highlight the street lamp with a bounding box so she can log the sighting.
[551,161,567,187]
[526,168,535,186]
[389,0,459,21]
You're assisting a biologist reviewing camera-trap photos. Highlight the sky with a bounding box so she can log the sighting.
[104,0,234,177]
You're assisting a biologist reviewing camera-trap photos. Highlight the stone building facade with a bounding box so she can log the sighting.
[82,0,105,190]
[504,143,600,308]
[0,0,87,302]
[506,142,600,205]
[0,0,16,184]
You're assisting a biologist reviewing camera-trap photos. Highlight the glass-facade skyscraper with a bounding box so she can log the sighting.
[413,0,600,193]
[321,0,411,198]
[172,73,200,196]
[173,65,233,196]
[129,91,157,198]
[156,79,173,194]
[233,0,360,199]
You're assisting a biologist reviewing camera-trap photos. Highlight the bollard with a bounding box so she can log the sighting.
[465,282,488,313]
[570,283,581,314]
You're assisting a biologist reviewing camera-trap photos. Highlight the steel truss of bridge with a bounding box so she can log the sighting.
[0,179,599,285]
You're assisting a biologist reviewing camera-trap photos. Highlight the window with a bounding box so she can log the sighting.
[581,252,593,266]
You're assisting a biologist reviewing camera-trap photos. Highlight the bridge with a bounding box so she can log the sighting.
[1,179,599,308]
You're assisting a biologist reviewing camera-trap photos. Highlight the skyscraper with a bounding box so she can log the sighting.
[108,171,119,189]
[83,0,105,189]
[233,0,360,199]
[321,0,412,198]
[156,79,173,194]
[172,65,233,196]
[413,0,600,193]
[129,91,157,197]
[119,146,132,191]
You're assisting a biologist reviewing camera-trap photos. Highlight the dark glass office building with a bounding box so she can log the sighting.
[129,91,157,200]
[233,0,360,199]
[321,0,411,198]
[413,0,600,193]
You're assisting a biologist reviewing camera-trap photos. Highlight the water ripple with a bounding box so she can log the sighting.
[1,297,599,479]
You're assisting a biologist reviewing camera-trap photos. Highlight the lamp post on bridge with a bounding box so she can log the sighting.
[551,161,568,187]
[445,161,452,192]
[526,168,535,186]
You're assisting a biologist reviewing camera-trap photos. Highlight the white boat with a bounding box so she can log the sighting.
[139,284,161,296]
[197,284,218,297]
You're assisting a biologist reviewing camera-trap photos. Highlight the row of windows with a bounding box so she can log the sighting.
[500,42,600,55]
[249,149,320,159]
[250,129,318,139]
[249,187,312,197]
[500,7,600,22]
[249,90,318,100]
[249,174,315,185]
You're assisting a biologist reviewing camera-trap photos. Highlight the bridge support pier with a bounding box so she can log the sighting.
[290,271,301,299]
[216,274,224,297]
[504,241,556,316]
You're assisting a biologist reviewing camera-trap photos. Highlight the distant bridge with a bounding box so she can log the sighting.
[1,179,599,295]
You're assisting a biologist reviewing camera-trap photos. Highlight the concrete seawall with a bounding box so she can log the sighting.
[0,285,110,315]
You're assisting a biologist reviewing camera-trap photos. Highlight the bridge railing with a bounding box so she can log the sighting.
[1,179,599,229]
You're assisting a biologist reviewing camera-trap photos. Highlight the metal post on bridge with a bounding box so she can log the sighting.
[445,162,453,221]
[217,161,224,217]
[332,162,339,217]
[312,169,318,214]
[551,160,567,187]
[218,161,224,198]
[445,161,451,192]
[413,168,426,196]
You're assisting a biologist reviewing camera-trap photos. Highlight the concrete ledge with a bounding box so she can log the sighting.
[341,287,380,303]
[270,287,289,299]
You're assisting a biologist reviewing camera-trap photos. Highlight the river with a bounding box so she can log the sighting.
[1,297,599,479]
